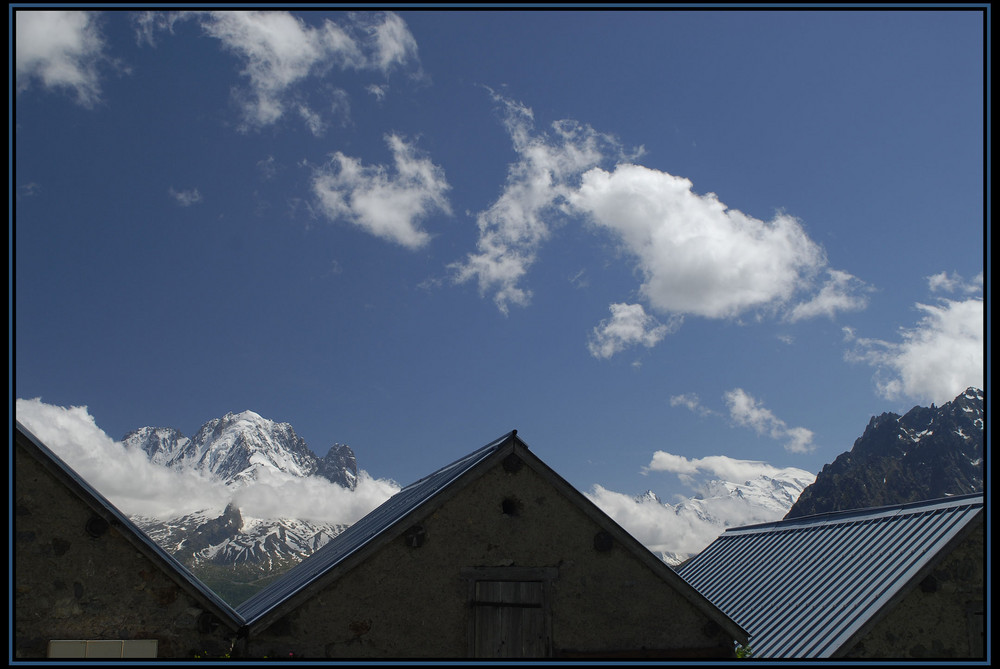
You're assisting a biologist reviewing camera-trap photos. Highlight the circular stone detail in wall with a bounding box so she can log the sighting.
[593,530,613,552]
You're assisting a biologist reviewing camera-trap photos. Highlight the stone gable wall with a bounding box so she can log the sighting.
[247,456,734,658]
[843,522,985,659]
[13,442,235,659]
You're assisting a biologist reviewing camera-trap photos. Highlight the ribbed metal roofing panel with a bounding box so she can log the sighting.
[678,495,983,658]
[236,431,517,624]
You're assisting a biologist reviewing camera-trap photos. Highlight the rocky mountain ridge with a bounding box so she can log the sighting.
[785,387,984,519]
[122,410,358,489]
[123,411,359,605]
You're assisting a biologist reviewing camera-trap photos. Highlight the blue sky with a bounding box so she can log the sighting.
[13,9,986,529]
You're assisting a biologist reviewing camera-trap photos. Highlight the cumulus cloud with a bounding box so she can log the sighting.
[312,134,451,249]
[450,92,630,314]
[724,388,815,453]
[568,164,834,320]
[15,398,400,525]
[137,11,419,132]
[588,303,678,359]
[168,186,202,206]
[15,10,110,107]
[454,94,865,349]
[846,290,984,405]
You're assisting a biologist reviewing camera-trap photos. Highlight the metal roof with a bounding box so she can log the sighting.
[236,430,519,625]
[678,494,984,658]
[13,421,243,628]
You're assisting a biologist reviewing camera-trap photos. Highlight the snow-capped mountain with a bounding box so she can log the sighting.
[634,467,816,567]
[786,387,984,519]
[122,410,356,487]
[123,411,360,605]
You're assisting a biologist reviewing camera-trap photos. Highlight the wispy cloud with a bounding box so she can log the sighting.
[588,303,678,359]
[15,398,399,524]
[845,278,983,404]
[785,268,871,322]
[168,186,202,207]
[926,270,983,295]
[450,91,631,315]
[669,393,718,417]
[15,10,111,107]
[645,450,811,483]
[136,11,419,133]
[312,134,451,249]
[724,388,815,453]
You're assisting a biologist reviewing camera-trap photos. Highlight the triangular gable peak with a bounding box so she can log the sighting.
[13,422,243,658]
[679,494,985,659]
[237,430,746,658]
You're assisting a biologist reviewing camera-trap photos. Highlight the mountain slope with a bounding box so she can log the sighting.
[785,387,984,519]
[122,410,357,487]
[123,411,360,605]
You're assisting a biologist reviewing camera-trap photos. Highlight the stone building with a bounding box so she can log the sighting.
[679,494,985,659]
[13,422,241,659]
[13,425,746,659]
[235,430,746,658]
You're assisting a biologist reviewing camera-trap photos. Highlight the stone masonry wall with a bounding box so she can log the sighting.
[246,455,735,659]
[843,523,984,659]
[13,442,236,659]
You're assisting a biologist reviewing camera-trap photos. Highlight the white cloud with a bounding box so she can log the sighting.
[785,268,871,322]
[724,388,815,453]
[198,11,362,130]
[312,134,452,249]
[645,450,804,482]
[588,303,677,359]
[15,398,400,525]
[568,164,830,320]
[588,453,815,556]
[168,186,202,206]
[454,95,865,345]
[138,11,419,132]
[846,295,984,405]
[232,467,400,525]
[16,398,230,519]
[297,103,326,136]
[927,270,983,295]
[450,92,629,314]
[357,10,419,72]
[586,484,726,556]
[15,11,109,107]
[669,393,717,417]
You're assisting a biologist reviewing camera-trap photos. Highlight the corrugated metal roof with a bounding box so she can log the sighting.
[14,421,243,628]
[236,430,518,625]
[678,494,983,658]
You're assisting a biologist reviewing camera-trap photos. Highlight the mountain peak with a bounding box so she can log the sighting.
[785,388,984,519]
[122,411,358,489]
